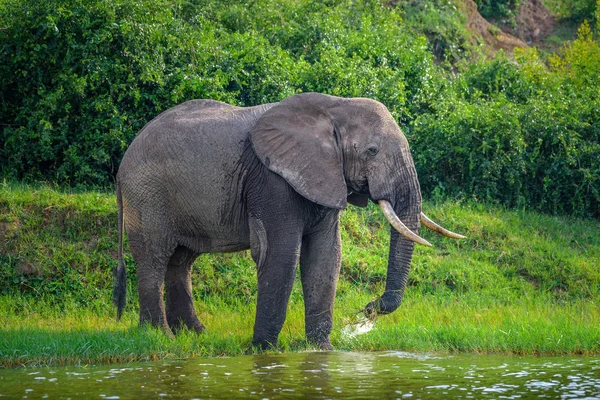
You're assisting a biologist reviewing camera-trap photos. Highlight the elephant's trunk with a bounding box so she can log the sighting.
[365,205,466,317]
[366,222,418,316]
[366,182,421,317]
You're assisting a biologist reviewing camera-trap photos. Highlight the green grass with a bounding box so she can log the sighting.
[1,182,599,367]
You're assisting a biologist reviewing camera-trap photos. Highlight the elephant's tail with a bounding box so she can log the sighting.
[113,179,127,320]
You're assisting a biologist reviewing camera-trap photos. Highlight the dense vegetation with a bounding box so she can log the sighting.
[475,0,599,25]
[545,0,599,22]
[1,0,599,366]
[1,0,599,217]
[1,184,599,366]
[3,183,598,309]
[474,0,523,24]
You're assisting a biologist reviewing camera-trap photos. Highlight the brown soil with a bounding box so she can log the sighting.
[463,0,559,53]
[17,261,42,275]
[463,0,527,53]
[0,221,9,245]
[502,0,558,45]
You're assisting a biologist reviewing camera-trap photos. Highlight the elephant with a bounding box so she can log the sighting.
[113,92,465,350]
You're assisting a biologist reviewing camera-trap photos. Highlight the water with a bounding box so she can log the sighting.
[1,351,599,399]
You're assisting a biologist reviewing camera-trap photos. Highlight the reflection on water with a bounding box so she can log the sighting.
[1,351,599,399]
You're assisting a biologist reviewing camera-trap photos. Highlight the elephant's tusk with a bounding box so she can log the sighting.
[420,212,467,239]
[378,200,432,247]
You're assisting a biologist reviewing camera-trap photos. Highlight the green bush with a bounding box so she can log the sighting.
[1,0,599,217]
[545,0,598,23]
[1,0,203,185]
[474,0,521,25]
[196,0,436,119]
[393,0,472,63]
[409,30,600,217]
[1,0,434,185]
[411,93,529,208]
[0,0,301,185]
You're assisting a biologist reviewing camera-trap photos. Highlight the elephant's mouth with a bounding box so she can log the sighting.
[348,179,370,196]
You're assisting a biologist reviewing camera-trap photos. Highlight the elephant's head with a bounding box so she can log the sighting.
[250,93,465,316]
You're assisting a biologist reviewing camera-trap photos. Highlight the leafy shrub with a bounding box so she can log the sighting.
[1,0,436,186]
[411,94,528,208]
[195,0,436,120]
[544,0,598,23]
[474,0,521,25]
[409,24,600,218]
[2,0,198,185]
[0,0,301,186]
[393,0,472,63]
[462,53,537,104]
[549,20,600,91]
[1,0,599,217]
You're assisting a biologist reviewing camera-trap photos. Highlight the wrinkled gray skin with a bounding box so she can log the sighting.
[114,92,421,350]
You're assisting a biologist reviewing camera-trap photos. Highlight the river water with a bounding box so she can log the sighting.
[1,351,599,399]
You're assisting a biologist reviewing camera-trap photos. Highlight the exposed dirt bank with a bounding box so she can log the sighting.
[502,0,558,45]
[463,0,560,53]
[463,0,527,53]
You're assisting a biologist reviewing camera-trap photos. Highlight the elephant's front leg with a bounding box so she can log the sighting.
[300,212,341,350]
[250,217,302,350]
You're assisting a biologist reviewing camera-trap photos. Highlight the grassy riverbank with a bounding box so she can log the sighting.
[1,183,599,367]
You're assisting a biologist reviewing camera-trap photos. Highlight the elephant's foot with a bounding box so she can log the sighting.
[168,316,206,335]
[306,336,333,351]
[139,319,175,339]
[315,339,333,351]
[163,326,176,339]
[306,321,333,351]
[252,338,279,351]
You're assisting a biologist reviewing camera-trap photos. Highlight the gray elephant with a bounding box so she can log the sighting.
[113,92,464,350]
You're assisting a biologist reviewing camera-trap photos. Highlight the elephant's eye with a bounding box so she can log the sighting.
[366,146,379,156]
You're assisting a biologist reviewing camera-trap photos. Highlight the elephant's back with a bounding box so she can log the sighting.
[117,100,276,252]
[142,99,241,127]
[120,100,274,168]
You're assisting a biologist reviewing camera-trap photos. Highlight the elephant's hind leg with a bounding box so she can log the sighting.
[165,246,205,334]
[128,229,173,336]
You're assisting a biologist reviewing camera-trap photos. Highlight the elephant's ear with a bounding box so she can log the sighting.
[250,93,347,209]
